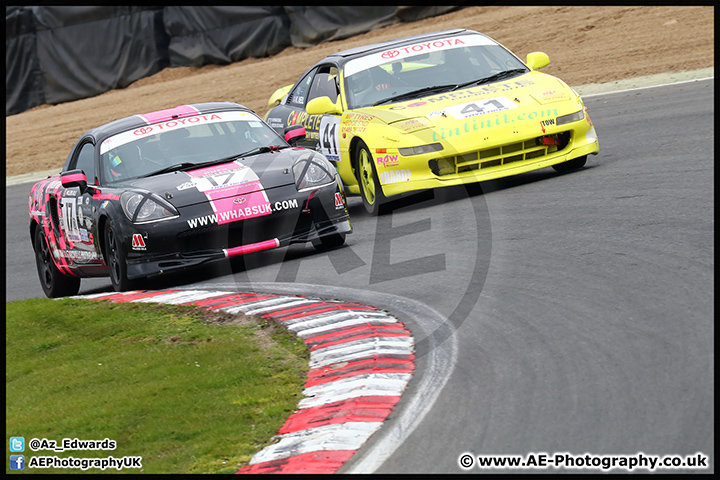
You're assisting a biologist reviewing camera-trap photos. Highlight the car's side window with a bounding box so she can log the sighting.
[72,142,97,184]
[307,66,339,103]
[286,68,317,108]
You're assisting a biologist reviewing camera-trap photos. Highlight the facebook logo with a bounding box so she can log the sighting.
[9,437,25,452]
[10,454,25,470]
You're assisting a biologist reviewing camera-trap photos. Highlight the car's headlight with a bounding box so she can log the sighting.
[121,192,179,224]
[398,143,443,156]
[556,110,585,126]
[292,152,335,191]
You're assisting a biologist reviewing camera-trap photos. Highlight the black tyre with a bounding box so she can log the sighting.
[354,140,386,215]
[552,155,587,173]
[312,232,347,251]
[34,226,81,298]
[104,219,139,292]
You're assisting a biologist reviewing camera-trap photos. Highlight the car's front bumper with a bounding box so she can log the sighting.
[355,111,599,198]
[120,183,350,279]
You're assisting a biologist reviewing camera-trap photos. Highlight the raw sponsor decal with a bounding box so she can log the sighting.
[379,169,411,185]
[376,154,400,167]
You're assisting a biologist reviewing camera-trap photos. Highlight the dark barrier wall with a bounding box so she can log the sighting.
[5,6,462,116]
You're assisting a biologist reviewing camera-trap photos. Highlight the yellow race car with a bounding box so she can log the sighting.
[265,28,599,214]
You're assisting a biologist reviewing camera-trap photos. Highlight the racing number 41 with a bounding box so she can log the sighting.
[319,116,341,160]
[461,98,505,115]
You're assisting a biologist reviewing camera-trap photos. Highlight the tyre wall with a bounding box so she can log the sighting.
[5,6,462,116]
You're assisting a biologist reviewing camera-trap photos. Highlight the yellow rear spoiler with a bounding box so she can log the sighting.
[268,84,294,106]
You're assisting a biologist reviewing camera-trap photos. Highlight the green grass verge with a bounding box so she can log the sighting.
[6,298,309,474]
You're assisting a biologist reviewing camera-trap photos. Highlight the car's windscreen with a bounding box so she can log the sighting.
[100,111,286,183]
[343,34,528,109]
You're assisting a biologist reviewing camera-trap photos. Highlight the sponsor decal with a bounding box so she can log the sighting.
[394,117,432,133]
[382,38,467,59]
[431,108,559,141]
[100,111,258,155]
[379,169,411,185]
[233,196,248,205]
[185,198,299,229]
[540,118,555,133]
[133,115,221,136]
[340,113,373,134]
[131,234,147,251]
[335,192,345,210]
[286,111,323,138]
[345,34,497,77]
[376,154,400,167]
[100,200,110,209]
[267,117,284,129]
[534,89,570,103]
[93,193,121,201]
[388,80,535,110]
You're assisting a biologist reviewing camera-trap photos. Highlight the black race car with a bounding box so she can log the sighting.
[29,102,351,298]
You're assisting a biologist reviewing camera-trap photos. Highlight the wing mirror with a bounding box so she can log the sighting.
[61,169,88,192]
[526,52,550,71]
[306,96,341,115]
[284,125,306,146]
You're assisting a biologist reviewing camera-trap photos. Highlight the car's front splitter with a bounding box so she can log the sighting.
[126,217,351,280]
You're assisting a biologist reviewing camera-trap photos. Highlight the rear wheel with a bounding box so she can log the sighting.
[552,155,587,172]
[104,219,139,292]
[354,140,385,215]
[34,227,81,298]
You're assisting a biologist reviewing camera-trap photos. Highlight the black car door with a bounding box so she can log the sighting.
[266,64,342,156]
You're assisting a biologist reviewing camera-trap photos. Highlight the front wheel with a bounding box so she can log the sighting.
[104,219,139,292]
[34,227,81,298]
[552,155,587,173]
[354,140,386,215]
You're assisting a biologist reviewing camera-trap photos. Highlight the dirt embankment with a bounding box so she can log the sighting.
[5,6,714,178]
